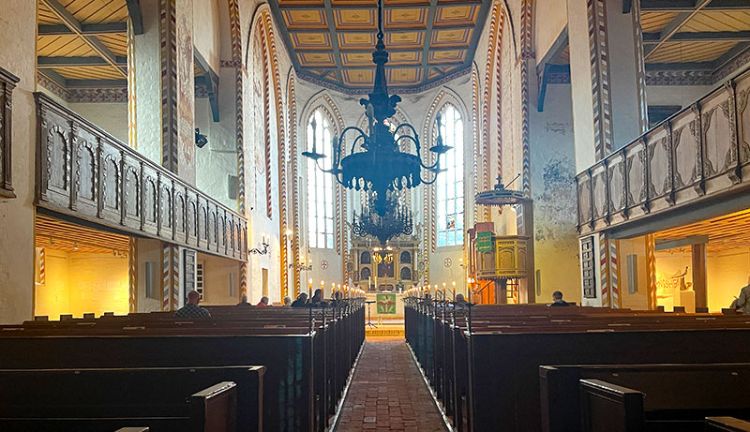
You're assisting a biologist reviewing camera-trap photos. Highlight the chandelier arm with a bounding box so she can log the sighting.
[395,135,419,153]
[419,172,440,185]
[419,153,442,170]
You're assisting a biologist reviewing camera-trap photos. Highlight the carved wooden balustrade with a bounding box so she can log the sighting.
[577,68,750,235]
[0,67,20,199]
[35,93,247,261]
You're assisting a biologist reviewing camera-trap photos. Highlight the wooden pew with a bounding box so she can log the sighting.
[706,417,750,431]
[579,379,644,432]
[0,367,262,432]
[0,381,237,432]
[404,300,750,432]
[541,363,750,432]
[0,302,366,432]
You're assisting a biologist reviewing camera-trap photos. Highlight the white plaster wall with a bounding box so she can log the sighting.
[69,103,129,143]
[136,238,163,313]
[195,97,238,209]
[707,248,750,312]
[193,0,221,73]
[0,0,37,323]
[529,83,580,304]
[134,0,163,165]
[199,253,241,305]
[566,0,597,173]
[534,0,567,63]
[646,85,713,108]
[618,236,650,310]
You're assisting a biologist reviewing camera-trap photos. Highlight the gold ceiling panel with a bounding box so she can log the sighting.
[682,11,750,32]
[270,0,490,93]
[36,214,131,255]
[386,31,424,49]
[342,52,373,66]
[60,0,128,24]
[431,28,472,47]
[299,52,337,67]
[654,208,750,254]
[389,51,421,65]
[291,32,332,50]
[57,65,124,80]
[388,67,421,85]
[434,5,478,27]
[649,41,738,63]
[338,32,377,49]
[385,8,428,29]
[282,9,328,29]
[37,35,97,57]
[343,69,375,86]
[429,49,465,63]
[334,8,376,30]
[640,12,679,33]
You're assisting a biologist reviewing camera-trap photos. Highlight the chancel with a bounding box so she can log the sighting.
[3,0,750,431]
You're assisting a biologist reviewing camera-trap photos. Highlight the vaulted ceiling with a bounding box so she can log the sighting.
[268,0,491,94]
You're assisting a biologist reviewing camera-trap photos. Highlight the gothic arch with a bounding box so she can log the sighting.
[247,6,290,297]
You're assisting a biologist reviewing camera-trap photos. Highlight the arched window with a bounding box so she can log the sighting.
[435,104,464,247]
[361,267,371,280]
[400,267,412,280]
[306,108,334,249]
[400,251,411,264]
[361,251,371,264]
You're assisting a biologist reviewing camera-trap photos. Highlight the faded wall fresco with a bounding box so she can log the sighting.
[176,0,196,185]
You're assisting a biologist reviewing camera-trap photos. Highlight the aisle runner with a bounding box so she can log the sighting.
[335,339,447,431]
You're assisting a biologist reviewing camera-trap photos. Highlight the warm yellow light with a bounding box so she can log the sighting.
[285,229,293,236]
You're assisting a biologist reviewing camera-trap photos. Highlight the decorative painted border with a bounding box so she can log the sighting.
[482,2,502,223]
[587,0,614,160]
[520,0,533,196]
[287,74,301,296]
[227,0,247,296]
[129,237,137,312]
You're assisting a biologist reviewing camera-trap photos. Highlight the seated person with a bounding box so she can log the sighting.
[283,296,292,307]
[175,290,212,318]
[549,290,570,307]
[291,292,309,307]
[256,296,270,307]
[237,295,251,306]
[309,289,326,307]
[454,293,469,308]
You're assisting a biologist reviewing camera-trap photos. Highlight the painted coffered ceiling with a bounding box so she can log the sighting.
[268,0,491,94]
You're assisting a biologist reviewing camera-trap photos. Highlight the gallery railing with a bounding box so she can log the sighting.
[576,67,750,235]
[35,92,247,261]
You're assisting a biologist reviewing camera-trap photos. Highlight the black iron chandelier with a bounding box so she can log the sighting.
[302,0,452,216]
[352,193,413,246]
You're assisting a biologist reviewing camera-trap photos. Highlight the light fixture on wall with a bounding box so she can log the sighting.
[249,237,270,255]
[195,128,208,148]
[301,0,451,216]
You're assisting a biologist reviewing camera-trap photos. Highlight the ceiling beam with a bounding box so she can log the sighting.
[712,41,750,71]
[125,0,144,35]
[38,22,127,36]
[39,0,127,78]
[420,0,438,86]
[641,0,749,12]
[322,0,346,85]
[644,0,715,61]
[66,79,127,89]
[37,56,128,68]
[643,31,750,44]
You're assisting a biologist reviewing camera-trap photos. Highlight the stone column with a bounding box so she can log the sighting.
[567,0,648,170]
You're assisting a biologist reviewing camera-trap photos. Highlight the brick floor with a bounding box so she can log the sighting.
[335,338,447,431]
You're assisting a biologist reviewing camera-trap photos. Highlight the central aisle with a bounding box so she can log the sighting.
[335,338,447,431]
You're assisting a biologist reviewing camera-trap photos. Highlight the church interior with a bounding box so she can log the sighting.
[2,0,750,430]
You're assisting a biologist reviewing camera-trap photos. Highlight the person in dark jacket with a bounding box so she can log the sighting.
[549,290,570,307]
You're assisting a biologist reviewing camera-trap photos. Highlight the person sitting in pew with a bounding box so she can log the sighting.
[549,290,570,307]
[733,278,750,313]
[175,291,212,319]
[256,296,270,307]
[283,296,292,307]
[237,295,251,306]
[291,292,309,307]
[310,289,326,307]
[454,293,469,309]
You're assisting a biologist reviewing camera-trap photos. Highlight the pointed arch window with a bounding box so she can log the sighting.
[306,108,334,249]
[436,104,464,247]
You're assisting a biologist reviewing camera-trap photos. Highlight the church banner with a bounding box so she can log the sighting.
[376,293,397,314]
